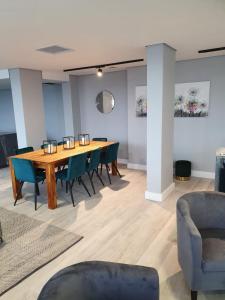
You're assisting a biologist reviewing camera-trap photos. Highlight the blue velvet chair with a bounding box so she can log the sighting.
[177,191,225,300]
[92,138,108,174]
[56,153,91,206]
[15,146,34,155]
[99,142,121,184]
[12,158,45,210]
[15,146,45,183]
[86,149,104,194]
[37,261,159,300]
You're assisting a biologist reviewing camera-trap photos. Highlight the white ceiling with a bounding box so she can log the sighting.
[0,0,225,74]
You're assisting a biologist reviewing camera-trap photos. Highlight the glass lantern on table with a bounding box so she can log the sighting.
[79,134,90,146]
[63,136,75,150]
[43,140,57,154]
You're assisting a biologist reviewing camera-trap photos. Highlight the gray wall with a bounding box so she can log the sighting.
[127,56,225,173]
[78,71,128,160]
[0,89,16,132]
[0,83,65,142]
[127,67,147,166]
[42,83,65,141]
[174,56,225,173]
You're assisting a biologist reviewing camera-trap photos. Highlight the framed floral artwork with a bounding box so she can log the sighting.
[174,81,210,117]
[136,86,147,117]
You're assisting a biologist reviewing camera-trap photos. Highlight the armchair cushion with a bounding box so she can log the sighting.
[202,238,225,272]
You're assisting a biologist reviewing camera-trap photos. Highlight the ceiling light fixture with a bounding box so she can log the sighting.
[198,47,225,53]
[63,58,144,72]
[97,68,103,77]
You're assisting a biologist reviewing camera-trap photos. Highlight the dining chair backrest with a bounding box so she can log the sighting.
[101,143,119,164]
[67,153,88,180]
[15,146,34,155]
[86,149,101,172]
[12,158,36,183]
[92,138,108,142]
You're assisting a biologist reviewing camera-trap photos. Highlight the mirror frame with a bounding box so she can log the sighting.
[96,90,115,114]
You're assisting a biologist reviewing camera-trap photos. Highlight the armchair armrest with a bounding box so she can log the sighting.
[177,201,202,288]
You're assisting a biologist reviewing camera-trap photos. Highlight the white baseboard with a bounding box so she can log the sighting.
[127,163,146,171]
[117,158,128,165]
[122,161,214,180]
[145,182,175,202]
[191,170,215,179]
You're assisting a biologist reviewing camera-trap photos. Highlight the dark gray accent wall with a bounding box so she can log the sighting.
[0,89,16,132]
[78,71,128,160]
[174,56,225,173]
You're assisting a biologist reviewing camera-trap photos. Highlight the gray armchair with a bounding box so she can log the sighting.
[38,261,159,300]
[177,191,225,300]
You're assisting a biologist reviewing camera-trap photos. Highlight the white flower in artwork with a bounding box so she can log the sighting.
[174,81,210,117]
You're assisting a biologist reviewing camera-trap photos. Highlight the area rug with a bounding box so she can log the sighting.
[0,207,83,296]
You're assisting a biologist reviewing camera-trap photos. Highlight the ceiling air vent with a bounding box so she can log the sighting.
[37,45,73,54]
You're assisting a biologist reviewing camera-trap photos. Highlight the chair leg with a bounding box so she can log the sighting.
[191,291,198,300]
[105,164,111,184]
[79,177,91,197]
[88,172,95,194]
[68,181,75,207]
[100,164,103,175]
[115,165,122,178]
[66,181,68,193]
[35,183,40,196]
[94,169,104,186]
[34,184,37,210]
[14,181,24,206]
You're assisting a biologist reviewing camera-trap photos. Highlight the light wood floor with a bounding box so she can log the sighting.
[0,166,223,300]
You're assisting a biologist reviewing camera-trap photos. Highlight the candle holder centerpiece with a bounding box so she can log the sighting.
[79,134,90,146]
[63,136,75,150]
[43,140,57,154]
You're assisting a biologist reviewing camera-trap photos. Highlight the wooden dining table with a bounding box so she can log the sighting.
[9,140,117,209]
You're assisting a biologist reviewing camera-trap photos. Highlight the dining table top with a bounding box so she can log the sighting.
[10,140,116,165]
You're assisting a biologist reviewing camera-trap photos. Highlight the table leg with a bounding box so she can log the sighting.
[9,159,22,200]
[111,160,117,176]
[45,164,57,209]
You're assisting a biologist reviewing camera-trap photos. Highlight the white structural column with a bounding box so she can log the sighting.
[9,68,46,149]
[62,75,81,137]
[145,43,176,202]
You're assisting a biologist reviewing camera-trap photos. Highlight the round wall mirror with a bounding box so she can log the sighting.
[96,90,115,114]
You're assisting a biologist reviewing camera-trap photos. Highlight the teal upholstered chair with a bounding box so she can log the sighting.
[92,138,108,173]
[16,146,45,183]
[56,153,91,206]
[12,158,45,210]
[15,146,34,155]
[86,149,104,194]
[99,143,121,184]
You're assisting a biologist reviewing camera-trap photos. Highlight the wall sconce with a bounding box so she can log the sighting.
[43,140,57,154]
[63,136,75,150]
[79,134,90,146]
